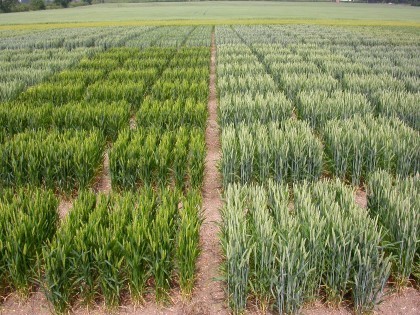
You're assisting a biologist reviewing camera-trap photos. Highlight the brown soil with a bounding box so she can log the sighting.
[58,198,73,220]
[301,287,420,315]
[355,188,367,209]
[129,115,137,130]
[376,287,420,315]
[186,30,226,315]
[301,301,352,315]
[94,150,112,195]
[3,287,418,315]
[0,291,50,315]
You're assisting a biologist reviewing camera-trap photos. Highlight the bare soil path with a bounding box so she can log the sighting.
[94,149,112,195]
[184,30,226,315]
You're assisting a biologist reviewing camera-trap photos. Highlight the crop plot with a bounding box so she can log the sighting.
[0,129,104,192]
[43,188,201,312]
[221,180,391,313]
[221,120,323,186]
[0,188,58,297]
[0,48,97,102]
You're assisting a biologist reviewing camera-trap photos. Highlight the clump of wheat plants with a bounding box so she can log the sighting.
[343,73,405,102]
[220,181,315,314]
[148,189,179,302]
[0,129,104,193]
[280,73,338,101]
[297,90,372,129]
[19,82,85,106]
[221,180,391,314]
[0,188,58,297]
[176,190,202,298]
[323,115,419,186]
[367,171,419,289]
[306,180,391,312]
[247,184,278,310]
[124,189,155,304]
[377,91,419,131]
[110,127,205,191]
[86,80,145,108]
[220,120,323,186]
[0,101,130,141]
[43,188,202,312]
[137,97,207,131]
[218,92,292,127]
[49,69,105,85]
[220,184,252,313]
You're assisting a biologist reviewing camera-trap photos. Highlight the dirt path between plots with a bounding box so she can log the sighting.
[94,149,112,195]
[184,30,226,315]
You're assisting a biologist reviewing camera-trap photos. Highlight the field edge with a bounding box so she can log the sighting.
[1,18,420,30]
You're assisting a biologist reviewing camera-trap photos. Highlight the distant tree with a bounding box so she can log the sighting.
[0,0,19,12]
[30,0,45,10]
[82,0,92,4]
[53,0,69,7]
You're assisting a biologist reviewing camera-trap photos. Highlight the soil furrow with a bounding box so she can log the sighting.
[187,30,226,315]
